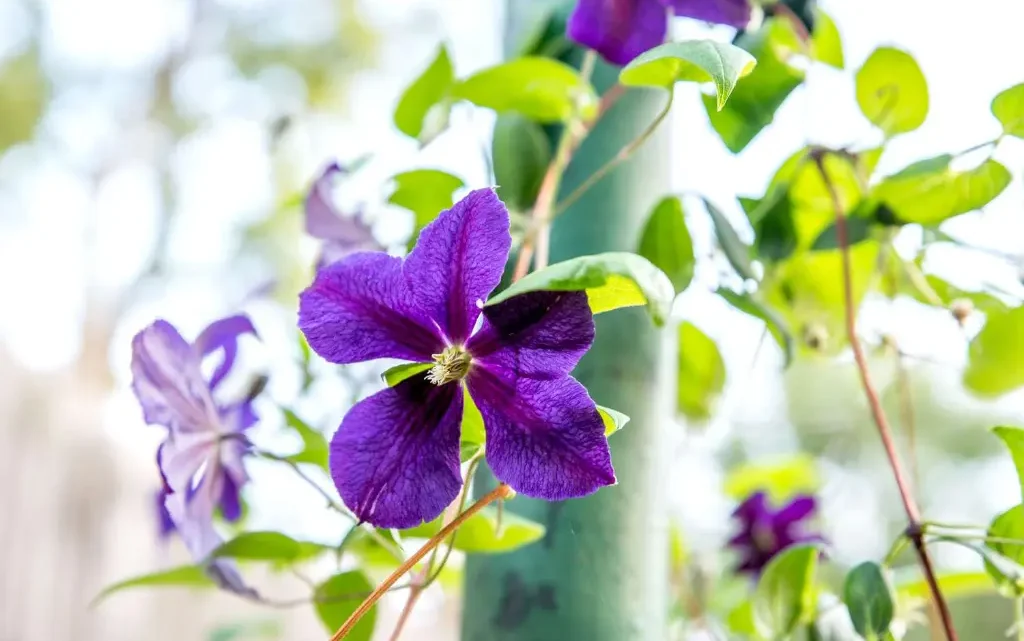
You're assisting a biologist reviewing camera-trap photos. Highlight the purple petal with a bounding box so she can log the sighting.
[567,0,668,66]
[305,163,380,264]
[775,495,816,526]
[163,492,256,596]
[131,320,219,433]
[299,252,444,365]
[467,369,615,500]
[219,472,242,522]
[158,431,218,496]
[732,491,770,523]
[404,188,512,344]
[155,488,176,539]
[664,0,751,28]
[193,314,258,391]
[467,291,595,380]
[329,375,463,528]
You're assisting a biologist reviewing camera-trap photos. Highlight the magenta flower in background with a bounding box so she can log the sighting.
[299,188,615,528]
[727,491,822,576]
[567,0,752,66]
[131,314,260,593]
[305,162,383,269]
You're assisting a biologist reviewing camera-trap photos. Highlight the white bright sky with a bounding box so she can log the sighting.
[2,0,1024,579]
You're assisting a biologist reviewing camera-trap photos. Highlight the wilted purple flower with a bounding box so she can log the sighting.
[299,188,615,528]
[131,315,260,593]
[567,0,752,66]
[728,491,821,576]
[305,162,383,269]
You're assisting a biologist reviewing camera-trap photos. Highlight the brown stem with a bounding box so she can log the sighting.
[329,484,513,641]
[812,150,958,641]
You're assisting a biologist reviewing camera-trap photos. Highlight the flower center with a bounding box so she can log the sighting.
[751,522,777,553]
[425,346,471,386]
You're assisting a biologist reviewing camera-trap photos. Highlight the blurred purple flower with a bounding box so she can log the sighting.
[154,486,175,540]
[567,0,752,66]
[305,162,383,269]
[299,188,615,528]
[131,314,260,594]
[728,491,822,576]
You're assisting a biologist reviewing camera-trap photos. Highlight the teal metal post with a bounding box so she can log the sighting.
[460,3,673,639]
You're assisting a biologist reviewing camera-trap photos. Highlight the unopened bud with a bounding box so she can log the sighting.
[950,298,974,326]
[802,323,829,351]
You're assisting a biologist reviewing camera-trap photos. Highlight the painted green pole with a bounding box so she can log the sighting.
[461,3,673,639]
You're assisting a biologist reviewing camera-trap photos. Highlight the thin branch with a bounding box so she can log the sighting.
[329,484,513,641]
[812,149,958,641]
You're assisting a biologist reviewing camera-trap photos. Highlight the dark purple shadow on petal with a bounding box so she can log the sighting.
[131,320,218,431]
[299,252,443,365]
[219,472,242,522]
[155,487,176,539]
[467,367,615,500]
[404,188,512,344]
[194,314,258,391]
[665,0,751,28]
[467,290,594,380]
[567,0,668,66]
[329,374,463,528]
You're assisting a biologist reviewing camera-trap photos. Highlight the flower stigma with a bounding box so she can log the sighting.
[425,345,472,386]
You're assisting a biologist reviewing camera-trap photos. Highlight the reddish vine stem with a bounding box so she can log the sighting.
[329,484,513,641]
[812,150,958,641]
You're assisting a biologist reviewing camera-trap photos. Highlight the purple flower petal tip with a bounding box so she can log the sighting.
[304,162,381,267]
[728,490,822,576]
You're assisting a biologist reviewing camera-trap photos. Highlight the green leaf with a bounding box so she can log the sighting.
[452,57,597,123]
[811,9,844,69]
[492,114,552,212]
[993,426,1024,501]
[963,306,1024,397]
[984,505,1024,596]
[716,288,795,366]
[314,571,376,640]
[403,506,545,554]
[747,188,798,262]
[0,54,46,153]
[619,39,756,109]
[208,531,329,563]
[387,169,464,250]
[992,82,1024,138]
[461,389,486,449]
[676,321,726,421]
[810,217,874,251]
[393,44,455,142]
[704,20,805,153]
[486,252,676,326]
[855,47,928,136]
[894,571,994,604]
[753,543,820,639]
[93,565,214,605]
[598,405,631,436]
[724,454,820,503]
[873,156,1010,225]
[704,198,756,281]
[843,562,894,639]
[637,196,695,293]
[283,409,329,471]
[381,362,432,387]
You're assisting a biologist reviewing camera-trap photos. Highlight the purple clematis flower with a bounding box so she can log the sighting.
[727,491,821,576]
[131,314,260,593]
[298,188,615,528]
[567,0,752,66]
[305,162,383,269]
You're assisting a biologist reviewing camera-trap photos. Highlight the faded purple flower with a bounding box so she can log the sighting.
[727,491,821,576]
[131,314,260,593]
[299,188,615,528]
[567,0,752,66]
[305,162,383,269]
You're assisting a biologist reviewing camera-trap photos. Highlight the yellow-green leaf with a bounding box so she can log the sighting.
[619,39,756,109]
[637,196,695,293]
[855,47,928,136]
[314,571,376,640]
[724,454,820,503]
[393,44,455,142]
[381,362,432,387]
[753,544,820,639]
[598,405,631,436]
[811,9,844,69]
[453,57,597,123]
[993,426,1024,501]
[963,306,1024,397]
[677,322,726,421]
[992,82,1024,139]
[486,252,676,326]
[93,565,214,605]
[387,169,464,250]
[873,156,1010,225]
[402,506,545,554]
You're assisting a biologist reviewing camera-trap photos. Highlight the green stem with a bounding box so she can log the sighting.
[553,91,674,218]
